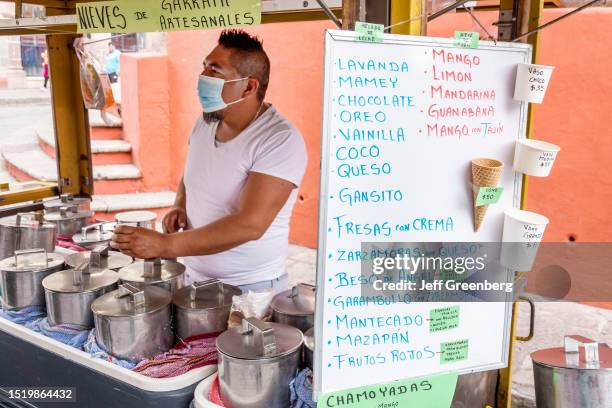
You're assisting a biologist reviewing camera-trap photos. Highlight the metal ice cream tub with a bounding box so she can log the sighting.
[216,317,303,408]
[44,205,93,236]
[0,248,65,309]
[43,261,118,327]
[91,283,173,362]
[72,221,116,249]
[43,193,91,214]
[271,283,315,333]
[173,279,241,339]
[115,210,157,229]
[532,335,612,408]
[303,327,314,369]
[118,257,185,293]
[66,244,133,272]
[0,212,56,260]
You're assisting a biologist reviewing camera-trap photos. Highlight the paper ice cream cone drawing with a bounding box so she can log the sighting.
[471,158,504,232]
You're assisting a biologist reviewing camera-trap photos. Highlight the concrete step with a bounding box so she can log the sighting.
[88,110,124,140]
[91,191,175,214]
[2,143,142,188]
[36,119,132,165]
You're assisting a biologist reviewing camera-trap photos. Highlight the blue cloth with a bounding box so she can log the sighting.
[0,305,46,326]
[105,49,121,74]
[290,368,316,408]
[28,318,89,348]
[83,329,137,370]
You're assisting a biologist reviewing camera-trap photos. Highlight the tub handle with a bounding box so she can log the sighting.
[564,335,600,365]
[60,193,74,203]
[15,212,44,226]
[516,296,535,342]
[116,283,145,307]
[89,244,111,267]
[143,257,163,279]
[72,261,91,286]
[241,317,278,357]
[14,248,48,268]
[189,279,224,302]
[81,221,114,240]
[290,283,316,299]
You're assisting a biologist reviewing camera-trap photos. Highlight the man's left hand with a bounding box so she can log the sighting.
[110,225,169,259]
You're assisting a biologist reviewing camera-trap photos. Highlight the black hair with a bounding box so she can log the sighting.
[218,29,270,101]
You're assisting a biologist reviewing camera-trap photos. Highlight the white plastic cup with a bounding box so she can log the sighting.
[513,139,560,177]
[513,63,554,104]
[500,208,549,272]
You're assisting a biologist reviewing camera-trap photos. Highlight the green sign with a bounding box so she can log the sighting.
[76,0,262,33]
[355,21,384,43]
[320,372,458,408]
[430,306,460,333]
[440,339,469,364]
[454,31,479,48]
[475,186,504,206]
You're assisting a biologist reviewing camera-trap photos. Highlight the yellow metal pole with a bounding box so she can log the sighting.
[497,0,544,405]
[390,0,426,35]
[45,7,93,198]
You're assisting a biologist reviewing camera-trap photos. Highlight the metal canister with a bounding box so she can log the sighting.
[72,221,115,249]
[66,244,133,272]
[42,261,118,327]
[0,248,65,309]
[216,317,303,408]
[532,335,612,408]
[173,279,242,339]
[303,327,314,369]
[271,283,315,333]
[115,211,157,229]
[91,283,173,361]
[44,205,94,236]
[118,257,185,293]
[0,212,56,260]
[43,193,91,214]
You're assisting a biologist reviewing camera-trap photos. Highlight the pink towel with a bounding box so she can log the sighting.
[56,234,88,252]
[209,377,226,407]
[132,333,218,378]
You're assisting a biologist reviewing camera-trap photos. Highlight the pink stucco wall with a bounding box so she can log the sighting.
[122,9,612,249]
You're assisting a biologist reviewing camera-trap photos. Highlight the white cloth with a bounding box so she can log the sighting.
[182,105,307,285]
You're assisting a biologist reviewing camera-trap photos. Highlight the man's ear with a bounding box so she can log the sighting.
[243,77,260,98]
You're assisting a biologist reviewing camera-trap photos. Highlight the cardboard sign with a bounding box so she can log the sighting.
[454,31,479,48]
[76,0,261,33]
[355,22,384,43]
[319,372,458,408]
[475,187,504,206]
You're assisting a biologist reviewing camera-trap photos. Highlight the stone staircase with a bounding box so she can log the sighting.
[2,110,175,219]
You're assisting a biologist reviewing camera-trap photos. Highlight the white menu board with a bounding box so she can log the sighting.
[314,30,531,396]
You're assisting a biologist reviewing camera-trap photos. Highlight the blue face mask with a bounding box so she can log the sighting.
[197,75,248,113]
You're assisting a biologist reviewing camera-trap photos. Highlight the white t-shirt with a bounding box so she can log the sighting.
[182,105,307,286]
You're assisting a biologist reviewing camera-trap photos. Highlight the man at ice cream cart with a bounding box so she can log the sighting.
[110,29,307,293]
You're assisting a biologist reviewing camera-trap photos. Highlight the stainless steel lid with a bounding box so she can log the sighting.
[66,245,133,271]
[173,279,241,310]
[72,222,115,246]
[304,327,314,352]
[42,262,118,294]
[115,210,157,224]
[118,257,185,285]
[91,283,172,317]
[271,283,316,317]
[0,212,55,230]
[43,193,91,212]
[0,248,64,272]
[216,318,303,360]
[44,205,93,222]
[531,335,612,370]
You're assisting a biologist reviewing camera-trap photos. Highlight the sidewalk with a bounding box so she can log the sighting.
[0,87,51,106]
